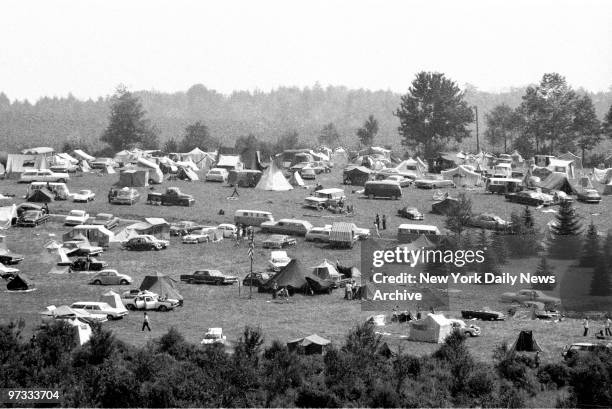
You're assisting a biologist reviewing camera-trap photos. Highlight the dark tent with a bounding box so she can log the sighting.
[139,272,183,305]
[431,197,460,215]
[343,166,372,186]
[287,334,331,355]
[116,169,149,187]
[378,342,394,358]
[538,172,578,195]
[510,330,543,353]
[260,260,333,295]
[27,188,55,203]
[7,274,33,291]
[336,263,360,279]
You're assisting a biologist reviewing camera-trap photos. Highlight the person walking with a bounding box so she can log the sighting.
[230,185,240,198]
[142,312,151,332]
[382,215,387,230]
[107,188,113,203]
[375,214,380,230]
[605,316,612,337]
[583,317,589,337]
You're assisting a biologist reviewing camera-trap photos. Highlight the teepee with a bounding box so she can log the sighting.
[256,158,293,191]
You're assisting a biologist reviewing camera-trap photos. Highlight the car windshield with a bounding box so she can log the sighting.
[70,210,84,216]
[79,190,89,194]
[23,211,39,217]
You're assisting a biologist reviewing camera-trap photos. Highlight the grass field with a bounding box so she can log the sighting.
[1,166,611,365]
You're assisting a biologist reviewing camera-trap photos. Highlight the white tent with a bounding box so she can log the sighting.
[255,160,293,191]
[137,157,163,184]
[409,313,453,343]
[289,171,304,187]
[0,205,16,229]
[441,165,483,187]
[312,259,342,282]
[100,290,127,313]
[73,149,95,162]
[593,168,612,184]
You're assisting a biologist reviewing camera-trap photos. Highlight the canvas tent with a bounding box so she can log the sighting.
[593,168,612,184]
[547,158,575,179]
[117,169,149,187]
[255,159,293,191]
[7,274,33,291]
[63,225,114,247]
[538,172,578,195]
[114,218,170,241]
[409,313,452,343]
[73,149,95,162]
[312,259,342,282]
[343,166,372,186]
[27,188,54,203]
[4,154,37,176]
[431,197,459,215]
[288,171,304,187]
[137,157,163,183]
[0,205,16,229]
[139,272,183,304]
[441,165,483,187]
[510,330,543,353]
[217,155,242,171]
[228,169,262,187]
[100,290,127,313]
[287,334,331,355]
[260,260,333,295]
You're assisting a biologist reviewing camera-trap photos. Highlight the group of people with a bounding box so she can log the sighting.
[582,316,612,337]
[271,281,289,300]
[234,224,254,243]
[344,279,358,300]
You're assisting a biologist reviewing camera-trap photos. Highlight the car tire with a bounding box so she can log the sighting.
[158,305,168,312]
[127,304,136,311]
[93,279,102,285]
[107,314,115,320]
[120,279,128,285]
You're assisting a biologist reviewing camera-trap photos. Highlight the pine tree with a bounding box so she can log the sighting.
[579,221,600,268]
[532,256,555,291]
[589,257,612,296]
[477,229,500,278]
[521,206,539,256]
[548,200,582,259]
[603,230,612,266]
[522,206,535,229]
[490,231,508,265]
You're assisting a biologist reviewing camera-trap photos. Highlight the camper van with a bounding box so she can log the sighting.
[234,210,274,227]
[28,182,70,200]
[304,188,346,209]
[485,178,523,194]
[364,180,402,200]
[397,224,441,242]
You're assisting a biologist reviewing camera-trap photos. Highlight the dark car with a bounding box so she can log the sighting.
[170,221,203,236]
[505,191,553,206]
[180,270,239,285]
[0,252,25,265]
[397,206,424,220]
[461,310,506,321]
[467,213,511,231]
[242,272,272,288]
[16,203,47,218]
[69,257,108,272]
[17,210,50,227]
[262,234,298,249]
[91,213,120,230]
[62,241,104,257]
[576,189,602,204]
[122,235,169,251]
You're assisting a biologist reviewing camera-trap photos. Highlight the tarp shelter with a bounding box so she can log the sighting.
[4,154,37,176]
[119,218,170,240]
[228,169,262,187]
[288,171,304,187]
[73,149,95,162]
[0,205,16,229]
[261,260,332,294]
[27,188,54,203]
[100,290,127,313]
[63,225,114,247]
[117,169,149,187]
[441,165,483,187]
[409,313,452,343]
[255,159,293,191]
[343,166,372,186]
[547,158,575,179]
[177,166,199,181]
[139,272,183,304]
[287,334,331,355]
[7,274,33,291]
[539,172,578,195]
[593,168,612,184]
[510,330,543,353]
[216,155,242,171]
[137,157,163,184]
[431,197,460,215]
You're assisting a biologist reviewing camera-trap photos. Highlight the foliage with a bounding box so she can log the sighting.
[532,256,556,291]
[476,229,500,277]
[589,256,612,296]
[572,94,602,162]
[490,231,508,265]
[603,104,612,138]
[356,115,379,147]
[484,104,521,152]
[318,122,341,147]
[548,200,582,259]
[396,72,474,158]
[180,121,217,151]
[580,220,600,267]
[444,193,473,238]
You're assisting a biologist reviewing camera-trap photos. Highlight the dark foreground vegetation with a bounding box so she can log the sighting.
[1,320,610,408]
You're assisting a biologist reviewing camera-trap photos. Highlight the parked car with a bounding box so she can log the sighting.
[182,230,213,244]
[147,187,195,206]
[505,190,554,206]
[70,301,127,320]
[260,219,313,236]
[180,270,238,285]
[385,175,412,187]
[88,269,132,285]
[17,210,50,227]
[0,251,24,265]
[90,157,116,169]
[205,168,229,182]
[268,250,291,271]
[304,188,346,210]
[170,221,203,236]
[122,235,169,251]
[62,241,103,257]
[300,167,316,180]
[397,206,424,220]
[501,289,560,306]
[72,189,95,202]
[111,188,140,205]
[91,213,120,230]
[262,234,297,249]
[217,223,237,238]
[461,310,506,321]
[468,213,511,230]
[414,179,455,189]
[201,328,226,345]
[16,203,47,218]
[70,257,108,271]
[576,189,602,204]
[19,169,69,183]
[305,227,331,243]
[562,342,612,360]
[121,290,179,311]
[449,319,481,337]
[64,210,90,226]
[242,272,271,288]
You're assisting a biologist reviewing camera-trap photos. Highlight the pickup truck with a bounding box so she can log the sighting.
[19,169,70,183]
[147,187,195,206]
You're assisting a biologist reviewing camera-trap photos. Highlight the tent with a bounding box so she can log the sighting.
[0,162,4,176]
[510,330,543,353]
[441,165,483,187]
[117,169,149,187]
[102,165,116,174]
[538,172,578,195]
[593,168,612,184]
[558,152,582,170]
[255,159,293,191]
[137,157,163,184]
[0,205,16,229]
[287,334,331,355]
[260,260,333,294]
[100,290,127,313]
[242,150,265,171]
[216,155,242,171]
[73,149,95,162]
[177,166,199,181]
[336,263,361,284]
[5,154,37,176]
[7,274,33,291]
[547,158,575,179]
[604,180,612,195]
[342,166,372,186]
[408,313,453,343]
[27,188,55,203]
[22,147,53,155]
[288,171,305,187]
[139,272,183,304]
[227,169,262,187]
[312,259,342,282]
[115,218,170,240]
[431,197,459,215]
[63,225,114,247]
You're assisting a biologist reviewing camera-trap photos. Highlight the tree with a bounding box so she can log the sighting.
[580,221,600,268]
[603,104,612,138]
[484,104,521,153]
[396,72,474,158]
[101,85,159,152]
[476,229,500,277]
[275,130,300,152]
[532,256,555,291]
[319,123,341,147]
[356,115,379,146]
[589,257,612,296]
[548,200,582,259]
[180,121,215,152]
[572,95,601,164]
[490,231,508,265]
[444,193,473,240]
[235,134,260,159]
[163,137,179,153]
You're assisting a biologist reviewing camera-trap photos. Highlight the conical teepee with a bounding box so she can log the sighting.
[256,158,293,191]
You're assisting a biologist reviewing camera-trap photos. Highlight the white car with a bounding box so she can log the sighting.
[201,328,227,345]
[217,223,237,238]
[64,210,90,226]
[205,168,229,182]
[268,250,292,271]
[182,232,211,244]
[70,301,128,320]
[20,169,69,183]
[385,175,412,187]
[88,269,133,286]
[448,319,481,337]
[72,189,96,202]
[305,227,331,243]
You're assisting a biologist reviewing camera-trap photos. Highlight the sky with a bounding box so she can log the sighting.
[1,0,611,101]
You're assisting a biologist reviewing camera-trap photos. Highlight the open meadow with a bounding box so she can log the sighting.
[1,166,611,363]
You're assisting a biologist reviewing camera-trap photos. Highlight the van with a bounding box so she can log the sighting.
[485,178,523,194]
[304,188,346,209]
[397,224,441,242]
[234,210,274,227]
[260,219,313,236]
[364,180,402,200]
[28,182,70,200]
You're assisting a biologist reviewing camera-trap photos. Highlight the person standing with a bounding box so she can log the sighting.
[583,317,589,337]
[382,215,387,230]
[605,316,612,337]
[375,214,380,230]
[346,281,353,300]
[142,312,151,332]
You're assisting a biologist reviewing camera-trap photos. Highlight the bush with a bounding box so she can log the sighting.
[537,363,571,388]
